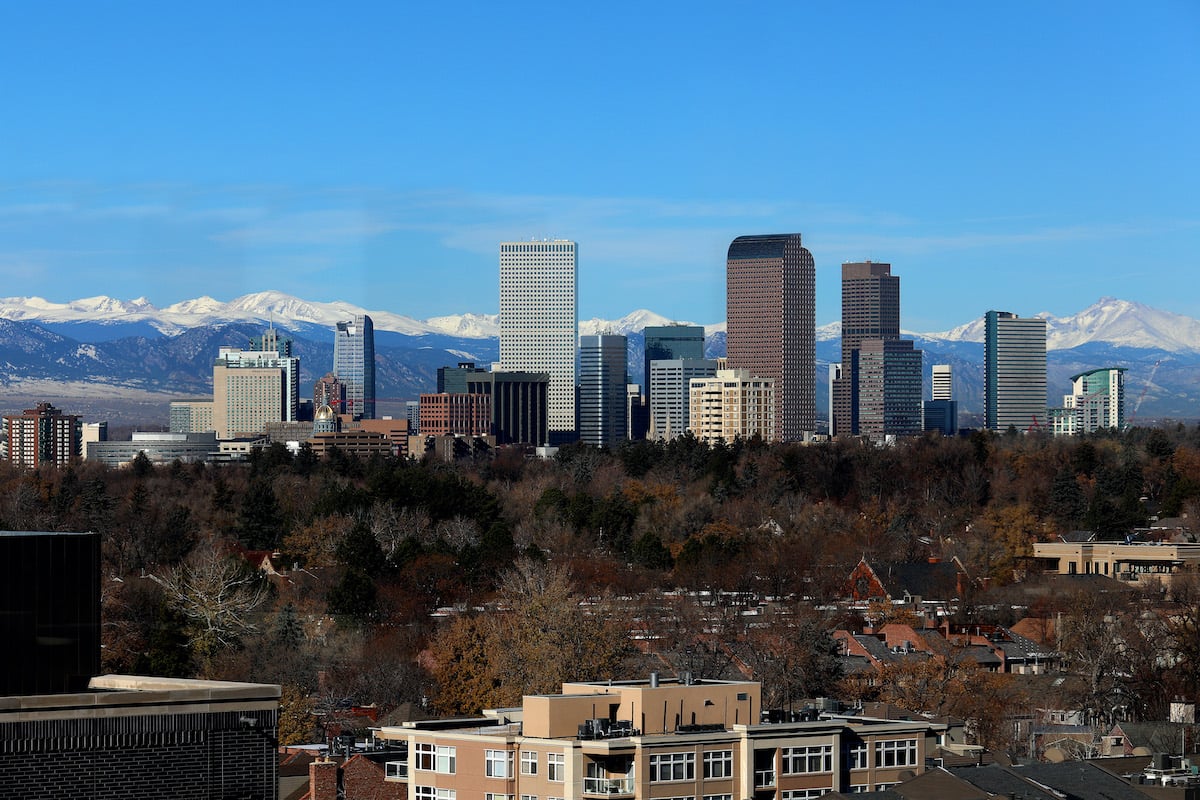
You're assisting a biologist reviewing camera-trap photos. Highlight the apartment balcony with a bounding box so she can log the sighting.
[582,777,635,796]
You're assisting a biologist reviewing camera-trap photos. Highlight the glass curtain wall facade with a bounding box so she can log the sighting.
[579,334,627,448]
[334,315,376,420]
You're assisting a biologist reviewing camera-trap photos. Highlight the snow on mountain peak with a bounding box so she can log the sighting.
[923,297,1200,352]
[0,293,1197,352]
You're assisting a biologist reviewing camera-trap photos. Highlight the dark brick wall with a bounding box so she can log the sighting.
[0,708,278,799]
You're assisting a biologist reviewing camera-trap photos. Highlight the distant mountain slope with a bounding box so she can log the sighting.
[0,294,1196,426]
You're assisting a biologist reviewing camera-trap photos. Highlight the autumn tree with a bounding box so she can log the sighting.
[428,560,631,713]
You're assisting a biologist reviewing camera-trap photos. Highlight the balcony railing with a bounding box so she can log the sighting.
[753,769,776,788]
[582,777,635,795]
[385,761,409,780]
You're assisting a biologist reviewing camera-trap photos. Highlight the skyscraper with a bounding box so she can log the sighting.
[726,234,815,441]
[931,364,953,401]
[578,334,627,448]
[212,334,300,439]
[924,364,958,436]
[1050,367,1126,435]
[648,358,718,440]
[984,311,1047,432]
[857,339,923,442]
[499,240,577,444]
[334,315,375,420]
[832,261,900,436]
[643,324,705,405]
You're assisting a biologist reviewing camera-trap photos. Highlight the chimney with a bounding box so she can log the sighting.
[649,671,659,688]
[310,757,339,800]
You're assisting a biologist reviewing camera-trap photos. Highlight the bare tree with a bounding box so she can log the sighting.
[149,540,268,673]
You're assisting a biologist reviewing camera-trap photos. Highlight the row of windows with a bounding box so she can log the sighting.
[417,747,564,780]
[648,751,736,783]
[419,741,912,784]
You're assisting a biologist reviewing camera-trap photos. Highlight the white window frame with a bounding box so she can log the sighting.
[781,745,832,775]
[521,751,539,776]
[415,743,456,774]
[702,750,732,779]
[547,753,565,782]
[649,752,695,783]
[846,741,868,771]
[415,788,456,800]
[486,750,514,779]
[781,791,828,800]
[874,739,918,768]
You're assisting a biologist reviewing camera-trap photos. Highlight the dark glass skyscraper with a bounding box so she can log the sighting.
[833,261,900,436]
[334,314,375,420]
[726,234,815,441]
[643,324,705,401]
[578,334,628,448]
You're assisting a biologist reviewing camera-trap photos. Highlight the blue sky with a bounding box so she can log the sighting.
[1,2,1197,331]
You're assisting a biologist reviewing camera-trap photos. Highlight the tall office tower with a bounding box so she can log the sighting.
[648,358,718,440]
[500,240,577,444]
[643,324,706,404]
[578,334,627,448]
[931,364,953,401]
[857,339,924,442]
[688,369,775,444]
[984,311,1048,432]
[405,400,420,435]
[4,403,82,468]
[831,261,900,436]
[726,234,815,441]
[211,328,301,439]
[1050,367,1126,435]
[334,315,376,420]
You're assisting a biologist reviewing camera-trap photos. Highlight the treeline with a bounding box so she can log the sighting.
[3,424,1200,739]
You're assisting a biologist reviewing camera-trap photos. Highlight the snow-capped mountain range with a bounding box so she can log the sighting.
[0,292,1196,425]
[1,293,1194,352]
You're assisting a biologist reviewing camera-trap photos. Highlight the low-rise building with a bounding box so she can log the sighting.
[1033,541,1200,588]
[86,431,221,466]
[0,675,279,798]
[375,676,944,797]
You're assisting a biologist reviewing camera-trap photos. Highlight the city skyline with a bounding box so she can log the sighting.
[1,4,1196,332]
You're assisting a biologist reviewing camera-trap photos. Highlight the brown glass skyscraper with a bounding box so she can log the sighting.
[726,234,815,441]
[832,261,900,436]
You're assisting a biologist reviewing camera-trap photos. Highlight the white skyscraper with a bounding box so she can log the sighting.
[499,240,577,443]
[931,364,953,401]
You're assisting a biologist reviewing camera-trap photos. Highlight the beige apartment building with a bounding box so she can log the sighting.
[1033,540,1200,587]
[376,677,943,798]
[689,370,775,444]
